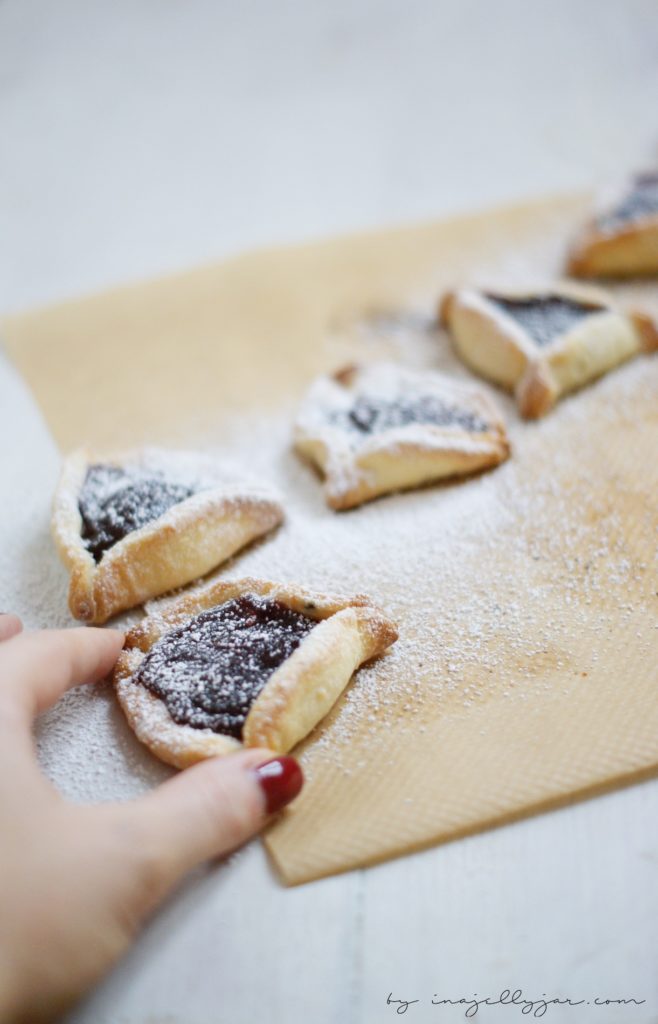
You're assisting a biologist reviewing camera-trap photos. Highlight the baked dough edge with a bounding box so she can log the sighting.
[114,576,398,768]
[52,449,284,623]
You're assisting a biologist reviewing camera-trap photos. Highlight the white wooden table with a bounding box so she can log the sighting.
[1,2,657,1021]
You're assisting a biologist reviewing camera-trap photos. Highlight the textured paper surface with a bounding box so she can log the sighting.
[4,192,658,885]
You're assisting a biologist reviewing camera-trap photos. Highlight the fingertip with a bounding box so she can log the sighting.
[67,626,126,678]
[228,746,278,771]
[3,626,128,715]
[182,748,304,816]
[131,748,299,879]
[93,627,125,652]
[70,625,125,657]
[73,626,125,644]
[252,755,304,815]
[0,613,23,643]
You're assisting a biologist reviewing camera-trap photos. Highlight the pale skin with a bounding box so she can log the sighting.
[0,614,287,1023]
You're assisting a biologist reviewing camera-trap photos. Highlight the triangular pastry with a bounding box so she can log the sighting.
[114,576,398,767]
[52,448,283,624]
[440,283,658,419]
[293,362,509,510]
[568,171,658,277]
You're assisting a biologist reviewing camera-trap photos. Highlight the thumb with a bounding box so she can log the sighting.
[122,749,303,900]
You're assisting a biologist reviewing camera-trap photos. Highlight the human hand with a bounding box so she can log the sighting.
[0,614,303,1023]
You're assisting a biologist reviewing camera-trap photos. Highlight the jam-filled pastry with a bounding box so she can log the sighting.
[440,283,658,419]
[293,362,509,510]
[114,576,398,767]
[52,449,283,624]
[568,172,658,278]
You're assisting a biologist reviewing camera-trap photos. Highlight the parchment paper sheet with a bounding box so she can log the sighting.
[4,193,658,884]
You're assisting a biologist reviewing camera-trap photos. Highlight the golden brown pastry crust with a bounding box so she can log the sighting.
[293,362,510,510]
[568,175,658,278]
[52,449,284,624]
[440,282,658,419]
[114,576,398,768]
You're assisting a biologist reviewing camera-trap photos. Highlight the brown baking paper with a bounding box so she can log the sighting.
[4,192,658,885]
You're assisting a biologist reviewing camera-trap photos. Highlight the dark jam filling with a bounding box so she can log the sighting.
[598,173,658,232]
[486,294,603,349]
[79,464,195,562]
[338,394,489,435]
[135,596,317,738]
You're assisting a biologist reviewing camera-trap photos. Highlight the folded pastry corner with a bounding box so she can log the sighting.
[113,576,398,767]
[52,448,283,624]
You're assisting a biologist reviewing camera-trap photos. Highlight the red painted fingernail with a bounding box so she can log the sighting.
[254,756,304,814]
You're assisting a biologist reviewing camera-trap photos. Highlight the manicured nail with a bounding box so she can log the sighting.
[254,756,304,814]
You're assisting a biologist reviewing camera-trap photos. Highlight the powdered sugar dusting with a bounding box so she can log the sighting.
[135,595,317,737]
[292,361,508,506]
[79,464,196,562]
[1,281,657,798]
[186,349,658,777]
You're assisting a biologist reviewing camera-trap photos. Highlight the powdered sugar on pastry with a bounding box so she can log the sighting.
[293,361,510,509]
[115,577,397,767]
[2,332,656,799]
[51,446,284,623]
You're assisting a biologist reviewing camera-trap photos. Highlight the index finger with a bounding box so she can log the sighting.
[0,627,125,716]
